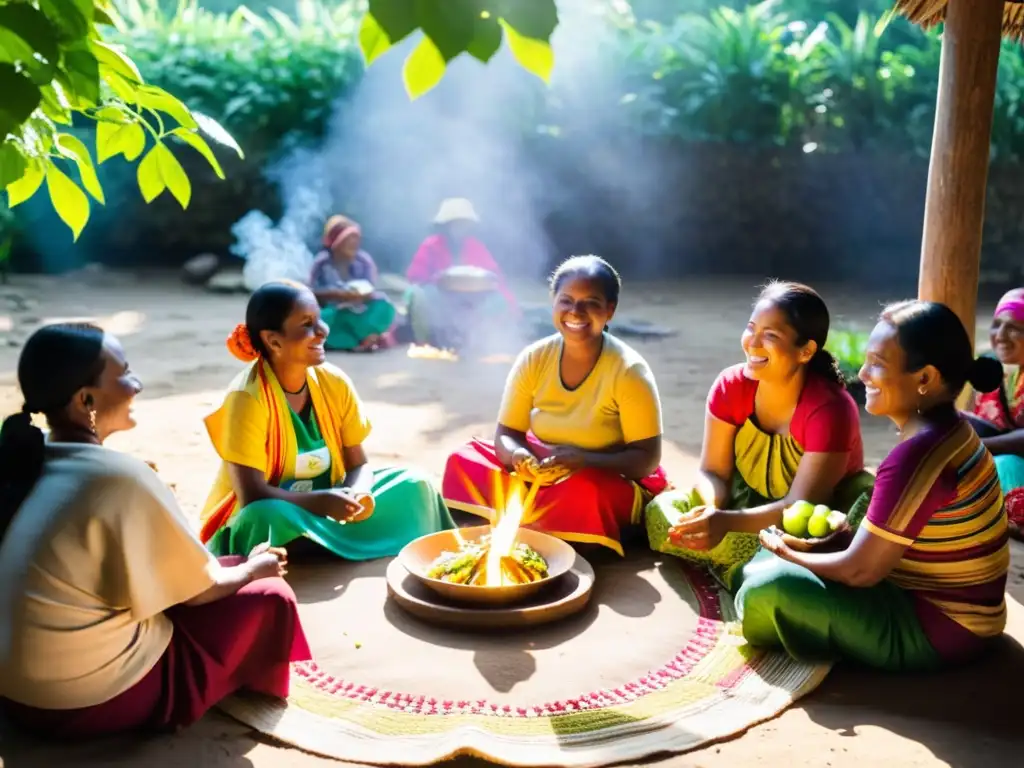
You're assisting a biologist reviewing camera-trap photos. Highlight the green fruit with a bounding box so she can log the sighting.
[807,508,831,538]
[782,504,813,537]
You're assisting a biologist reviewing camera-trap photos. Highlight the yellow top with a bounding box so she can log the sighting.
[199,360,371,540]
[498,332,662,450]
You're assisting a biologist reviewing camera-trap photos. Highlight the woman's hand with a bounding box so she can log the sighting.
[511,448,539,480]
[668,506,728,551]
[326,489,374,523]
[538,446,586,473]
[248,551,288,580]
[758,527,795,562]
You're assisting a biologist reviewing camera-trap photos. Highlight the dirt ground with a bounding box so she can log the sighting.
[0,272,1021,768]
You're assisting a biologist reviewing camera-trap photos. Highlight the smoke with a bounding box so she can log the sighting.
[230,0,660,288]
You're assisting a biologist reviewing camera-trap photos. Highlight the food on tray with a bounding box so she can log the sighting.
[426,535,549,585]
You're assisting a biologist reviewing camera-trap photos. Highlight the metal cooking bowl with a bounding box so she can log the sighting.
[398,525,576,606]
[436,265,500,293]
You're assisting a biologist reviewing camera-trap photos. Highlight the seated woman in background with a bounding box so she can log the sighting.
[0,324,309,737]
[746,301,1008,671]
[404,197,519,349]
[200,280,454,558]
[964,288,1024,538]
[648,282,873,585]
[442,255,669,556]
[310,214,397,352]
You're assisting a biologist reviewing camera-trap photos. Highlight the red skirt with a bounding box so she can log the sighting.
[2,557,311,738]
[442,437,670,556]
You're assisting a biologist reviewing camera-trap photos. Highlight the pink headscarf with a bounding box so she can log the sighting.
[994,289,1024,324]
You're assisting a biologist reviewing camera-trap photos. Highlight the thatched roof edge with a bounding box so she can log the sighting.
[895,0,1024,39]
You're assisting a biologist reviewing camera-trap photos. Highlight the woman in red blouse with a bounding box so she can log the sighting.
[647,281,874,584]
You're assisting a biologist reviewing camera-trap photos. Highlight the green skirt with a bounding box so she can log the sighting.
[322,298,396,351]
[646,469,875,581]
[733,549,940,671]
[206,465,456,559]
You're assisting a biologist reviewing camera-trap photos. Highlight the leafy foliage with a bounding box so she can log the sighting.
[0,0,243,239]
[359,0,559,98]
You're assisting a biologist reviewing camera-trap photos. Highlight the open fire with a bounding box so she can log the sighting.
[426,480,549,586]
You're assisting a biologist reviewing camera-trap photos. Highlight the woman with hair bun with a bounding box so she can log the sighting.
[0,324,310,736]
[200,279,454,558]
[647,281,873,583]
[747,300,1009,670]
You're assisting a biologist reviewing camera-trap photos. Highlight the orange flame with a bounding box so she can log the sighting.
[483,476,541,586]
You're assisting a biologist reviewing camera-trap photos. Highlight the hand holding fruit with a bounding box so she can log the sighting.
[781,500,848,540]
[668,505,727,551]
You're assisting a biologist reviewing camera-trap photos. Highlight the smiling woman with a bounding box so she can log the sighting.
[199,280,455,560]
[442,255,670,556]
[646,281,874,585]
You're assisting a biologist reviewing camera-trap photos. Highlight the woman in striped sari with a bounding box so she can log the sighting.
[746,300,1009,670]
[199,280,454,558]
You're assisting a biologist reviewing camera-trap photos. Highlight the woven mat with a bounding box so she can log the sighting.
[219,552,830,766]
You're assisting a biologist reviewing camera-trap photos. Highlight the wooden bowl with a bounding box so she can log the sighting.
[765,519,851,552]
[397,526,577,607]
[436,265,499,293]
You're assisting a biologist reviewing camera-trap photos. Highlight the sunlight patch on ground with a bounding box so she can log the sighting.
[42,310,147,337]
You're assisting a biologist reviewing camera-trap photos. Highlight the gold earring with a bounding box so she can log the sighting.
[89,409,97,434]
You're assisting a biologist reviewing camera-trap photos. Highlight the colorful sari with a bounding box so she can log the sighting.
[309,249,397,352]
[442,433,669,556]
[971,364,1024,528]
[646,418,875,584]
[199,359,454,558]
[734,415,1009,671]
[404,234,518,347]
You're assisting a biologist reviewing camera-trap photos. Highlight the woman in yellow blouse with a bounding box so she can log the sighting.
[442,256,669,555]
[199,280,454,558]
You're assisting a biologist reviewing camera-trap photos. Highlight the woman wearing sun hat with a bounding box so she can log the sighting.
[404,197,519,349]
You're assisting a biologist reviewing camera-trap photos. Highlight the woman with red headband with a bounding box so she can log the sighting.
[310,215,397,352]
[965,287,1024,538]
[199,280,455,558]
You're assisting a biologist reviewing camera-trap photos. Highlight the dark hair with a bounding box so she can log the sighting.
[0,323,106,541]
[549,255,622,305]
[756,280,844,387]
[880,300,1003,397]
[245,280,307,357]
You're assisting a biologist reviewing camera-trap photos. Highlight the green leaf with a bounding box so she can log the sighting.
[359,12,392,65]
[63,44,100,105]
[418,0,477,63]
[170,128,224,179]
[0,64,42,138]
[90,40,142,84]
[134,86,197,130]
[96,119,145,163]
[497,0,558,41]
[136,145,165,203]
[0,143,27,188]
[499,19,554,83]
[0,237,11,266]
[39,83,73,125]
[0,4,60,84]
[55,133,104,204]
[154,143,191,209]
[46,164,89,241]
[367,0,418,47]
[402,35,446,99]
[467,14,502,63]
[39,0,93,42]
[193,112,244,159]
[5,163,44,207]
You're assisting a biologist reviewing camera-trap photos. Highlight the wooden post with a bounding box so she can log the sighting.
[918,0,1004,346]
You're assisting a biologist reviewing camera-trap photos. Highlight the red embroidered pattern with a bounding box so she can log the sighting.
[292,567,737,718]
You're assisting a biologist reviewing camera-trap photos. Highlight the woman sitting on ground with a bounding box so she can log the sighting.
[442,255,669,556]
[404,197,519,349]
[200,279,455,558]
[746,300,1008,670]
[964,287,1024,538]
[0,324,309,737]
[648,281,873,586]
[310,214,397,352]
